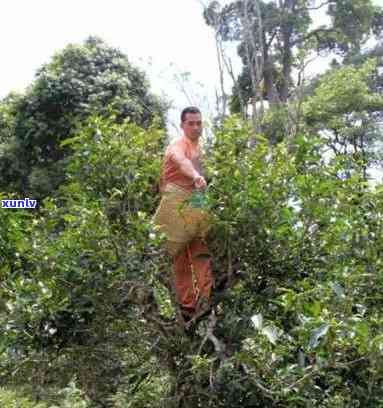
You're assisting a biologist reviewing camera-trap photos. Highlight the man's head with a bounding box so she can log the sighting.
[180,106,202,142]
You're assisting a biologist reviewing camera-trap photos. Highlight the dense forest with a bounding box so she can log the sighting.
[1,1,383,407]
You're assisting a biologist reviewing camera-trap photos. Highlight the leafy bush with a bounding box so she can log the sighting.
[1,114,383,407]
[0,388,48,408]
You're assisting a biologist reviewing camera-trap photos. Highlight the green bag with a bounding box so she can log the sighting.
[189,191,207,209]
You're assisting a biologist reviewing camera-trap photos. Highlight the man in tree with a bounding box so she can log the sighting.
[154,107,213,321]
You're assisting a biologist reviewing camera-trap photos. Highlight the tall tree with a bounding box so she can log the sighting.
[204,0,383,111]
[0,36,168,198]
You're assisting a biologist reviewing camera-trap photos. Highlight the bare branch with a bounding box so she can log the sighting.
[198,311,227,360]
[297,1,331,12]
[266,29,278,50]
[215,33,228,119]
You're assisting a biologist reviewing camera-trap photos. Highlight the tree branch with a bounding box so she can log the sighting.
[297,1,331,12]
[294,27,339,47]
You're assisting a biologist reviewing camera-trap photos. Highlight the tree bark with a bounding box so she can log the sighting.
[241,0,265,140]
[280,0,295,102]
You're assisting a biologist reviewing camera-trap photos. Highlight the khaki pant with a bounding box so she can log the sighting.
[153,183,210,257]
[153,183,213,309]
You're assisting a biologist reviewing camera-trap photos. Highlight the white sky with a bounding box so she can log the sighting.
[1,0,382,137]
[0,0,226,135]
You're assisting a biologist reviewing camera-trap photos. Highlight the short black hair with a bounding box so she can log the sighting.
[181,106,201,122]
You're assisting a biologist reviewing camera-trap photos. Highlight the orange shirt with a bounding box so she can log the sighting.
[159,135,203,193]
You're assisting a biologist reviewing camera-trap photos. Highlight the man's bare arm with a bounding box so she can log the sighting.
[171,148,207,190]
[172,149,199,179]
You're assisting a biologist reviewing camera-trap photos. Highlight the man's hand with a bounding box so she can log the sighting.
[193,175,207,190]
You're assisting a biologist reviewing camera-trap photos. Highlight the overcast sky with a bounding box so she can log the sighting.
[1,0,382,137]
[0,0,218,92]
[1,0,228,134]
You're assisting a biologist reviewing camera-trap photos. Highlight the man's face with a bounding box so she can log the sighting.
[181,113,203,142]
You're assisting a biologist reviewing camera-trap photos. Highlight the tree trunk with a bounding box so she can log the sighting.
[280,0,295,102]
[241,0,265,141]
